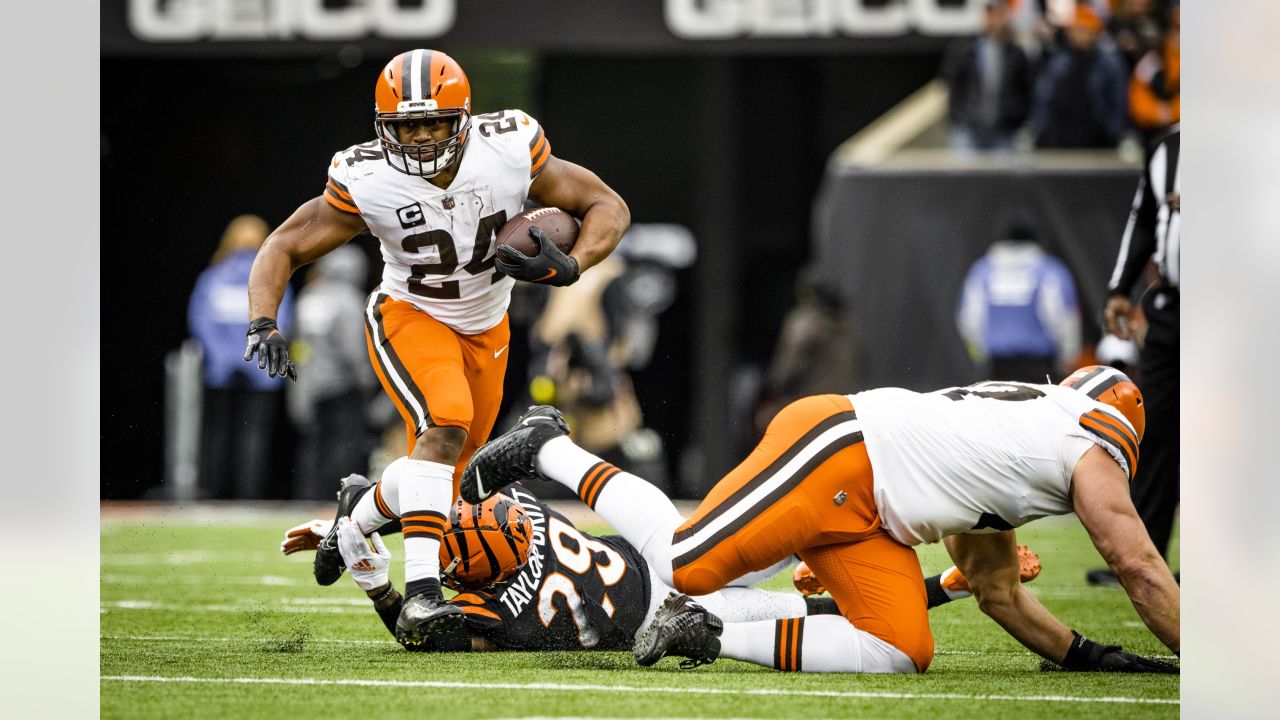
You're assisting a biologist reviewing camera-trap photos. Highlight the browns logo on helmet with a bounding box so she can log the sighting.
[1060,364,1145,442]
[374,49,472,178]
[439,493,533,591]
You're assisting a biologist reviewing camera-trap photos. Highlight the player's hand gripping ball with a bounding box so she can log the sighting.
[494,207,580,286]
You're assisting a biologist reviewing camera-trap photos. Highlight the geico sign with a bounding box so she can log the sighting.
[666,0,985,38]
[128,0,456,41]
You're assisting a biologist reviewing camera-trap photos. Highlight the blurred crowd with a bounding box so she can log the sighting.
[940,0,1179,153]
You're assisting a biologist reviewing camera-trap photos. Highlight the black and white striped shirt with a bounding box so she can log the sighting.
[1109,126,1181,293]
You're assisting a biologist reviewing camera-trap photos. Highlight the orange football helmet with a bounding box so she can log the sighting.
[374,49,472,177]
[439,493,534,591]
[1060,365,1145,442]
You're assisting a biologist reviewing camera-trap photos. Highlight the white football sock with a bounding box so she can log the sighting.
[718,615,917,673]
[349,457,405,533]
[398,458,454,585]
[536,436,684,586]
[694,587,806,624]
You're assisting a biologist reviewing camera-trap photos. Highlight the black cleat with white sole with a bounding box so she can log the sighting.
[459,405,569,504]
[313,473,373,586]
[395,593,465,648]
[633,592,723,669]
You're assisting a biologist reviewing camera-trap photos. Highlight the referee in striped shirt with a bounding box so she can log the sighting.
[1088,125,1180,586]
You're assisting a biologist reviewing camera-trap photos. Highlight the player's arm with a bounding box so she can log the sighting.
[247,196,367,321]
[335,518,483,651]
[243,196,367,378]
[1072,445,1180,654]
[943,530,1075,661]
[528,155,630,275]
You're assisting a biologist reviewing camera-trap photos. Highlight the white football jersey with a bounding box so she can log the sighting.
[851,382,1139,546]
[323,109,553,334]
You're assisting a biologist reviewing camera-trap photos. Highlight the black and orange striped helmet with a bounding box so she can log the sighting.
[374,49,472,177]
[1060,365,1145,442]
[439,493,534,591]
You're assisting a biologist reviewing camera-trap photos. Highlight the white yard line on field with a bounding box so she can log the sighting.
[100,675,1178,705]
[103,635,390,645]
[101,551,282,565]
[101,600,367,614]
[103,574,304,586]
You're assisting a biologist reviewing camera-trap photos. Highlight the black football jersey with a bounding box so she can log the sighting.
[447,483,652,651]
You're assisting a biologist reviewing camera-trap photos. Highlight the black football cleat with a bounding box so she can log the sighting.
[395,593,465,648]
[633,592,723,669]
[459,405,569,504]
[313,473,374,586]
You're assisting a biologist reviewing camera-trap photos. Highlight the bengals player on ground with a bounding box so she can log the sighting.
[243,49,629,648]
[283,484,1041,653]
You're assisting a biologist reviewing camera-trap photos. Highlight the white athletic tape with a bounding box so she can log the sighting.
[100,675,1178,705]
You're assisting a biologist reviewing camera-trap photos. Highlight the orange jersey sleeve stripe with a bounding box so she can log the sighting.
[1080,415,1138,478]
[326,179,354,201]
[324,189,361,215]
[1083,409,1139,459]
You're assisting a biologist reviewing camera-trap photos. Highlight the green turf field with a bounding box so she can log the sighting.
[101,506,1178,718]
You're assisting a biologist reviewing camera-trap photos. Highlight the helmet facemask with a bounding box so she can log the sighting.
[375,102,470,178]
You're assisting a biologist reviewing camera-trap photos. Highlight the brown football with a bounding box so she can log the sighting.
[495,206,579,258]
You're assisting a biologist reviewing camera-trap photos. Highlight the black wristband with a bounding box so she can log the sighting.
[1062,630,1101,670]
[369,584,397,607]
[248,316,278,332]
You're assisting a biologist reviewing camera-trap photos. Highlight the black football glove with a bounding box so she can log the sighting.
[495,226,580,287]
[243,316,297,381]
[1041,631,1179,674]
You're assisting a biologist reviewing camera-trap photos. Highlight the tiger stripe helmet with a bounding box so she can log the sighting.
[439,493,533,591]
[374,49,471,177]
[1060,365,1145,443]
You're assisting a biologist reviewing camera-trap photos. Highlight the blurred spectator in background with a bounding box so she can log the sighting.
[187,215,293,499]
[1088,125,1180,586]
[956,222,1080,383]
[754,268,859,435]
[287,245,378,500]
[1107,0,1162,71]
[1095,331,1140,376]
[1127,0,1178,143]
[515,225,695,495]
[940,1,1035,153]
[1030,4,1129,149]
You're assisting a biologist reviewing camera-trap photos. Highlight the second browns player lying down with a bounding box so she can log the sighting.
[282,482,1041,654]
[459,367,1179,673]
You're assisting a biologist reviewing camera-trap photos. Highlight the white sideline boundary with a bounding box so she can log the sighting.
[101,675,1178,705]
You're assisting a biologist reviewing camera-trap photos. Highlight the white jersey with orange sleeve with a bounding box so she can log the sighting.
[322,109,553,335]
[851,381,1141,546]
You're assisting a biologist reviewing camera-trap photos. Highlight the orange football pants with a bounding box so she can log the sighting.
[670,394,933,671]
[364,293,510,496]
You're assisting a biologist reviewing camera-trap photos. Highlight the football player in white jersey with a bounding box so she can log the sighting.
[459,367,1179,674]
[242,49,630,648]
